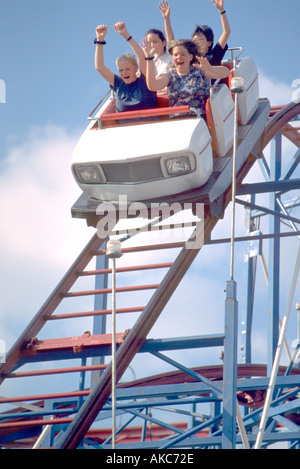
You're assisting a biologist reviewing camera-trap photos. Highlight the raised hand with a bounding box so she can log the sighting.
[211,0,225,12]
[193,56,212,73]
[113,22,128,38]
[141,37,155,58]
[194,55,230,79]
[95,24,107,40]
[159,1,171,18]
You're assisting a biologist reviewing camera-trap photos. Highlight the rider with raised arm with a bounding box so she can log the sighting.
[95,22,157,113]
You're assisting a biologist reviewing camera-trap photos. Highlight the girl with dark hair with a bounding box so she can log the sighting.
[145,28,173,76]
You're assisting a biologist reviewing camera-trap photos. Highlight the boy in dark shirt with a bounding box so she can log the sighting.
[95,22,157,113]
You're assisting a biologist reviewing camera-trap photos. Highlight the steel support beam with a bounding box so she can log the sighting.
[268,132,282,372]
[240,195,256,364]
[91,244,108,388]
[222,280,238,448]
[237,177,300,195]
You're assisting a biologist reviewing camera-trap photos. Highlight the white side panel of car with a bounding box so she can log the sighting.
[209,84,235,157]
[73,118,210,165]
[233,57,259,125]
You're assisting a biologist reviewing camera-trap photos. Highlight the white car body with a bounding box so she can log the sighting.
[72,107,213,203]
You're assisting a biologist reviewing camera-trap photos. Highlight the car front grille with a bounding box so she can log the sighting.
[101,158,164,184]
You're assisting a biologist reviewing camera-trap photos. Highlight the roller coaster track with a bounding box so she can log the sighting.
[0,100,299,449]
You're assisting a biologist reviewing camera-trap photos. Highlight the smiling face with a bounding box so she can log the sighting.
[117,60,138,84]
[171,45,193,75]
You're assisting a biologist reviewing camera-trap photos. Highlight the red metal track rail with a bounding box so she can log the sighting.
[0,233,107,385]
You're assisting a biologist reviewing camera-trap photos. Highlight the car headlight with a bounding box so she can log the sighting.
[162,155,195,177]
[75,165,105,184]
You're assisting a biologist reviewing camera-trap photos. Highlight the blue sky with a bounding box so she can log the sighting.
[0,0,300,402]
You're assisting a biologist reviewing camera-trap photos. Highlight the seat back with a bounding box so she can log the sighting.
[206,84,235,157]
[230,56,259,125]
[157,94,170,108]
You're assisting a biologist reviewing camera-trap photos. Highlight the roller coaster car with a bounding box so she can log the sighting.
[71,55,259,204]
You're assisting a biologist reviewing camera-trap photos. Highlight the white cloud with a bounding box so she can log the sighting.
[1,124,92,266]
[0,125,95,349]
[258,70,294,105]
